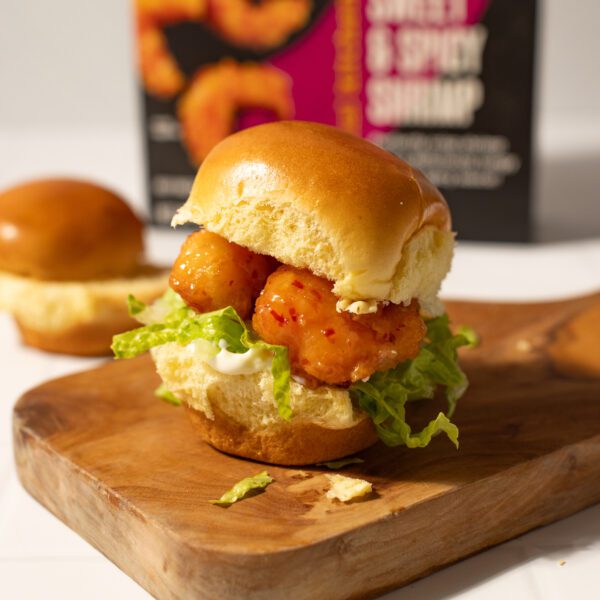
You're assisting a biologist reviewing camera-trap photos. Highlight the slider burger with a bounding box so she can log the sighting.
[113,121,474,465]
[0,178,168,355]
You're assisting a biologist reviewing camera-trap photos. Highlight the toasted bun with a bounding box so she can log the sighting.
[152,343,378,465]
[0,178,144,281]
[184,404,377,466]
[15,312,139,356]
[173,121,453,313]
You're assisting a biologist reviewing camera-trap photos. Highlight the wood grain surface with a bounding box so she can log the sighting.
[12,294,600,600]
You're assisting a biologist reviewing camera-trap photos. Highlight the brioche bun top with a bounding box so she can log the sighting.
[173,121,453,310]
[0,178,144,281]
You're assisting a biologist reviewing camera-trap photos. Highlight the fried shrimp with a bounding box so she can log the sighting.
[207,0,312,50]
[253,266,426,385]
[177,60,294,165]
[136,0,207,98]
[170,230,276,319]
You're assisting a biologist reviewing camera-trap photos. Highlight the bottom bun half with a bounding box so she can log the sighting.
[151,343,378,465]
[0,266,168,356]
[16,313,139,356]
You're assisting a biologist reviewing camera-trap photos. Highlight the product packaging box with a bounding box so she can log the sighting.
[135,0,537,241]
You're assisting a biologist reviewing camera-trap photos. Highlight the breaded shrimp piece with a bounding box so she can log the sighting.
[170,230,276,319]
[253,266,426,385]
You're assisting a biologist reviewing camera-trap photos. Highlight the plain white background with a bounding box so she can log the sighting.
[0,0,599,239]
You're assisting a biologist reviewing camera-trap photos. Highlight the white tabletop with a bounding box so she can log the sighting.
[1,229,599,600]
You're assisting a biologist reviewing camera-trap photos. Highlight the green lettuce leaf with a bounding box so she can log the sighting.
[114,291,473,444]
[154,383,181,406]
[126,294,147,317]
[127,287,187,324]
[210,471,273,506]
[349,315,475,449]
[112,292,292,420]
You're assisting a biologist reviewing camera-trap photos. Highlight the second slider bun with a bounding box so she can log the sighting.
[0,178,167,355]
[173,120,454,315]
[0,178,143,281]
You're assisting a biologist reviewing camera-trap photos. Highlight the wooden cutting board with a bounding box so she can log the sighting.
[12,294,600,600]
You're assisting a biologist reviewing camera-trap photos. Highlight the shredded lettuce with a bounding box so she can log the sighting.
[349,315,475,449]
[113,291,474,446]
[111,291,292,419]
[126,294,147,317]
[154,383,182,406]
[210,471,273,506]
[127,288,187,324]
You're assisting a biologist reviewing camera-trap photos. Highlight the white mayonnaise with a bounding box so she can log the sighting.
[336,298,381,314]
[187,338,272,376]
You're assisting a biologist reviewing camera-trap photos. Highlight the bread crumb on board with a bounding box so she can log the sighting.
[326,474,373,502]
[516,338,533,352]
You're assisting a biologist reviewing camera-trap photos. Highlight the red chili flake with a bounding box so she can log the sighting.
[292,279,304,289]
[389,333,396,342]
[289,307,298,322]
[270,310,286,324]
[310,289,322,300]
[228,280,234,287]
[322,328,335,337]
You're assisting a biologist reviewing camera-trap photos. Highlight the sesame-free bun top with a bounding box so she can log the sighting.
[0,178,144,281]
[173,121,454,313]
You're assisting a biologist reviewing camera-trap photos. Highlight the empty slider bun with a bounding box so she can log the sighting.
[0,178,168,355]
